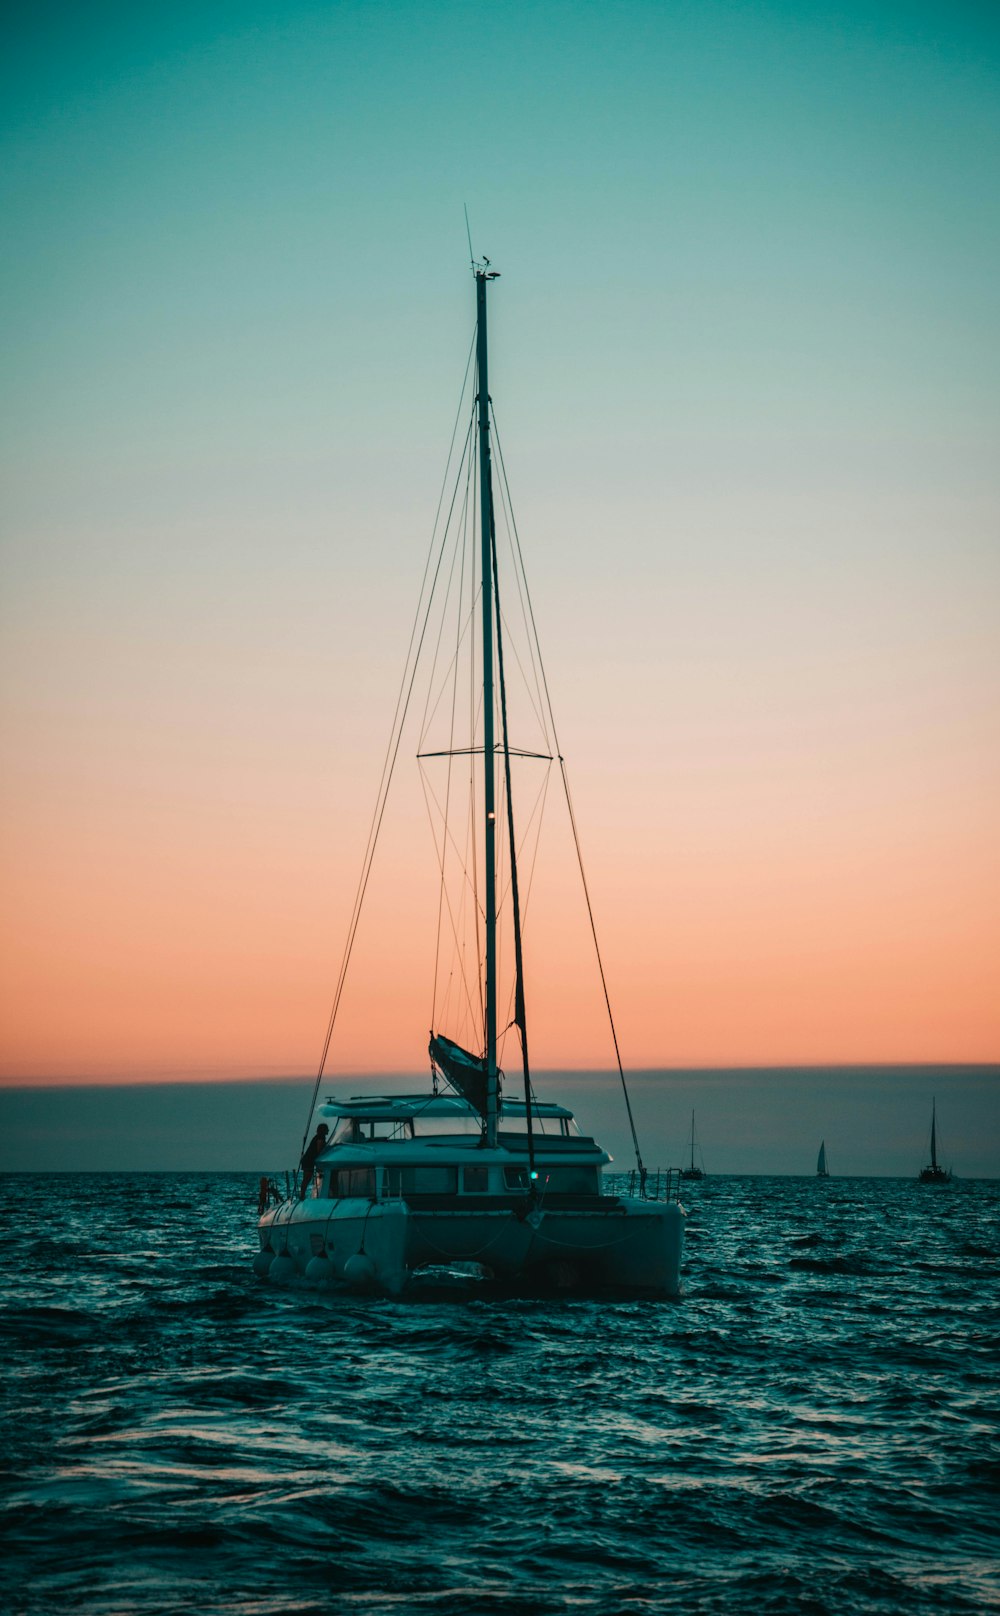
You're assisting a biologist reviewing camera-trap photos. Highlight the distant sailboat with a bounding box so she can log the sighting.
[680,1111,705,1181]
[918,1099,951,1184]
[817,1140,830,1178]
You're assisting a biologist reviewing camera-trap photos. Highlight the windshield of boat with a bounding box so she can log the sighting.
[500,1114,580,1136]
[410,1116,482,1136]
[330,1117,414,1143]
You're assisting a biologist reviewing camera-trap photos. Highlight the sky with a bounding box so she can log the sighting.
[1,2,998,1151]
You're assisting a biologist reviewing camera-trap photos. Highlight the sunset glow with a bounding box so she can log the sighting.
[2,1,998,1089]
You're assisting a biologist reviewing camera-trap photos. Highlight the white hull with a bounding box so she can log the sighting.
[256,1195,684,1297]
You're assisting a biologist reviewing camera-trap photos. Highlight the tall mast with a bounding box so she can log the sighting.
[930,1098,937,1168]
[476,266,499,1147]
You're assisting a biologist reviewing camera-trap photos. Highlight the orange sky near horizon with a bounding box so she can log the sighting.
[2,636,997,1085]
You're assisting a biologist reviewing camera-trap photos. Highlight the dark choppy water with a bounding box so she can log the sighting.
[2,1173,998,1615]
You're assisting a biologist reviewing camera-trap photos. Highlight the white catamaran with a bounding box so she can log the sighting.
[254,262,685,1296]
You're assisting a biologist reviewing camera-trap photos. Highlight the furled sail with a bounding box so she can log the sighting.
[429,1032,489,1115]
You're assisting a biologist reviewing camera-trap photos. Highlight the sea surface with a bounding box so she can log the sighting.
[2,1173,998,1615]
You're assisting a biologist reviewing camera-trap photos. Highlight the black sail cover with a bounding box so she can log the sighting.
[429,1033,489,1116]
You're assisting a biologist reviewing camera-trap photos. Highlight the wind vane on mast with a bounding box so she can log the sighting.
[462,207,499,279]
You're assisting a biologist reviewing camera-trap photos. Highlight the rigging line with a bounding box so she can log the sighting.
[490,412,562,772]
[396,326,474,780]
[492,760,551,919]
[302,346,478,1154]
[469,429,484,1043]
[494,788,517,1040]
[497,600,550,742]
[431,437,473,1026]
[327,348,472,996]
[368,343,472,817]
[418,416,476,745]
[492,413,646,1186]
[309,511,449,1127]
[464,203,475,268]
[420,478,474,743]
[491,410,554,751]
[510,761,553,932]
[490,494,536,1183]
[490,451,548,739]
[418,416,477,748]
[496,768,550,1044]
[489,411,548,737]
[500,770,551,1069]
[419,765,484,1036]
[420,752,487,918]
[493,512,551,746]
[464,744,484,1043]
[449,915,482,1046]
[419,599,480,752]
[560,756,645,1183]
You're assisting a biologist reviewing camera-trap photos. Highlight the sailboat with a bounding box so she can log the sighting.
[918,1099,951,1184]
[254,262,685,1296]
[679,1111,704,1181]
[816,1140,829,1178]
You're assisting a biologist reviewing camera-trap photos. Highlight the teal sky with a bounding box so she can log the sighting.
[2,1,998,1085]
[5,1,998,508]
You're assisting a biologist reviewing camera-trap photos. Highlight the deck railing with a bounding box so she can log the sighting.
[622,1167,681,1202]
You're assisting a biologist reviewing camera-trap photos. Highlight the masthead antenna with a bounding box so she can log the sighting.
[464,204,474,268]
[465,209,500,279]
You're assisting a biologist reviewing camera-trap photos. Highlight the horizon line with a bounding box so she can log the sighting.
[1,1058,996,1093]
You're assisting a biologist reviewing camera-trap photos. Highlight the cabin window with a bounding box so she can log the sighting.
[329,1168,376,1198]
[537,1166,600,1193]
[411,1117,481,1137]
[359,1119,412,1140]
[383,1166,458,1196]
[462,1166,489,1193]
[331,1117,413,1143]
[500,1113,565,1135]
[502,1165,599,1193]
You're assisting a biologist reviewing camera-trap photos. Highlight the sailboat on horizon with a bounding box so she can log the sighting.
[816,1140,830,1178]
[918,1099,951,1184]
[679,1111,705,1181]
[253,260,686,1296]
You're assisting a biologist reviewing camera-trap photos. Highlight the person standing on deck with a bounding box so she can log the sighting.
[299,1124,329,1198]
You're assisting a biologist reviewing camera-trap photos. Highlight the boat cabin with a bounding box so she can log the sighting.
[308,1092,610,1204]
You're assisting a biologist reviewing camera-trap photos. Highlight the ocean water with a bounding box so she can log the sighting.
[2,1173,998,1615]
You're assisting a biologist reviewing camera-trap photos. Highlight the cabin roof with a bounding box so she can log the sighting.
[318,1092,574,1121]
